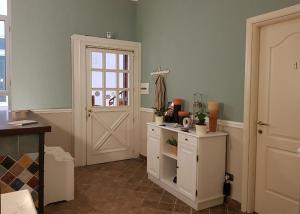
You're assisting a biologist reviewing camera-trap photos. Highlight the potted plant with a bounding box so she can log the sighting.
[195,111,208,136]
[166,137,178,154]
[154,106,165,125]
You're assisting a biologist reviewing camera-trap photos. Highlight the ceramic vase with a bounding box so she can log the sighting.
[155,116,164,125]
[196,124,207,136]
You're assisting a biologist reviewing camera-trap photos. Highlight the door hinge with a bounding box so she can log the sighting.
[196,155,198,162]
[196,190,198,196]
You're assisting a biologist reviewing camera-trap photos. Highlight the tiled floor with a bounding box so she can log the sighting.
[45,158,243,214]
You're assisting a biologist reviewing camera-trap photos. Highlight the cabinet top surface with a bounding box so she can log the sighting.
[147,122,228,138]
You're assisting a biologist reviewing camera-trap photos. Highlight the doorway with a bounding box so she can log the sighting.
[72,35,141,166]
[242,4,300,214]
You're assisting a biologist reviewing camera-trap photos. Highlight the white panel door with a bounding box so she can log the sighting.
[86,48,135,165]
[147,136,160,178]
[177,137,197,201]
[255,17,300,214]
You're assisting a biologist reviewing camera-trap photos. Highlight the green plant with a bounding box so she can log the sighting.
[166,137,177,147]
[195,111,208,125]
[153,106,165,117]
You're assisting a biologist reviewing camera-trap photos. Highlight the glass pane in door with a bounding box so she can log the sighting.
[119,90,129,106]
[92,71,102,88]
[92,90,103,106]
[119,54,129,70]
[92,52,102,69]
[119,73,129,89]
[105,91,117,107]
[106,53,117,69]
[106,72,117,88]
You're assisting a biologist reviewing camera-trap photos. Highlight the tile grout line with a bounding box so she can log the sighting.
[171,198,177,214]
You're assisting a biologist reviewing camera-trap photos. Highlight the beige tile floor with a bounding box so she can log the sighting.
[45,158,242,214]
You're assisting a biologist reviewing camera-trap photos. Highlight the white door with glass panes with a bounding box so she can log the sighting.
[86,48,135,165]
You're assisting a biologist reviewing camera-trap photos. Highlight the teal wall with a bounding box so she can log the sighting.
[136,0,300,122]
[11,0,300,121]
[11,0,136,110]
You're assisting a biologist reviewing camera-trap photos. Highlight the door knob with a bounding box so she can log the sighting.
[257,121,269,126]
[88,109,93,113]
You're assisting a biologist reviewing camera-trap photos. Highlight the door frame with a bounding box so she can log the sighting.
[242,4,300,213]
[71,34,141,167]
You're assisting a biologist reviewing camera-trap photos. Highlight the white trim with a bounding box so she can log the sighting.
[72,34,141,167]
[241,4,300,213]
[140,107,244,129]
[140,107,155,113]
[31,109,72,114]
[218,120,243,129]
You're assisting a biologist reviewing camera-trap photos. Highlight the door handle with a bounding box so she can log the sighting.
[87,109,93,118]
[257,121,269,126]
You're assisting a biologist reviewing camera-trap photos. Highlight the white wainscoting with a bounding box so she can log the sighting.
[139,107,244,203]
[29,109,73,156]
[27,107,243,203]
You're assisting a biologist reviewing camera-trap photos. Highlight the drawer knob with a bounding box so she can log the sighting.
[157,156,159,159]
[185,138,188,141]
[152,129,154,131]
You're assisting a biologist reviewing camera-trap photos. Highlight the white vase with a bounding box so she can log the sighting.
[196,124,207,136]
[155,116,164,125]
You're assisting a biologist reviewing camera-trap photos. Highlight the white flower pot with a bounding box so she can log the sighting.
[196,124,207,136]
[155,116,164,125]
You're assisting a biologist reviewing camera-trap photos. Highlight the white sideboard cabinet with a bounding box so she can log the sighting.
[146,122,227,210]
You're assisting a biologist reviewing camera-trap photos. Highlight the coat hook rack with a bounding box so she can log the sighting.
[150,66,170,76]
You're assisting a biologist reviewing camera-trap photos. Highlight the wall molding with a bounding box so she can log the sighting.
[218,120,244,129]
[140,107,155,113]
[140,107,244,129]
[31,109,73,114]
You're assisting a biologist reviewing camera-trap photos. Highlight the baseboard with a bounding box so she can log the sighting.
[140,107,155,113]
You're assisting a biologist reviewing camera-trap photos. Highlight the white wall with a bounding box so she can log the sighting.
[139,109,244,203]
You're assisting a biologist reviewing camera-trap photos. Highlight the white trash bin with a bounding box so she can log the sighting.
[44,147,74,205]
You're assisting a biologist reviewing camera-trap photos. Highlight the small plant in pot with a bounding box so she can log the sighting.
[195,111,208,136]
[166,137,178,154]
[154,106,165,125]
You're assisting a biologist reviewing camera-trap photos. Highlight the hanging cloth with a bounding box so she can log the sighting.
[154,75,166,110]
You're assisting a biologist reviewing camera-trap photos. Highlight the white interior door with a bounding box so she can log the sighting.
[86,48,135,165]
[255,17,300,214]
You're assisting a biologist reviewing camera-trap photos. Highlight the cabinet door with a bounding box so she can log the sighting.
[177,137,197,201]
[147,136,160,178]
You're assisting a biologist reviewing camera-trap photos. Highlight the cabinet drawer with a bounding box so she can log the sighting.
[178,133,197,145]
[148,125,160,139]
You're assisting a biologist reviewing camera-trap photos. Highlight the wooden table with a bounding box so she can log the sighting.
[0,111,51,214]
